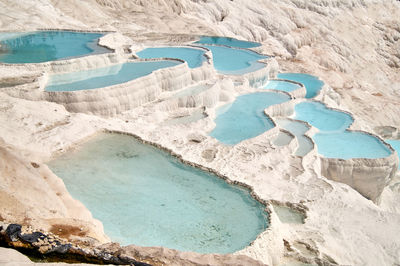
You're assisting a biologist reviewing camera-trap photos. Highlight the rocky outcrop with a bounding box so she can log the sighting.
[0,223,265,266]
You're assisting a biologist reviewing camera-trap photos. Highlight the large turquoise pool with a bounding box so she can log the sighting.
[136,47,206,68]
[0,31,110,63]
[294,101,353,132]
[194,36,261,48]
[200,45,266,75]
[45,60,181,91]
[47,133,269,253]
[277,73,324,98]
[210,92,290,145]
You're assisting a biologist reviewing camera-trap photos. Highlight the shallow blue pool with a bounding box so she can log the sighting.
[276,119,313,157]
[45,60,181,91]
[201,45,266,75]
[263,80,301,93]
[48,133,269,253]
[314,131,392,159]
[386,140,400,169]
[277,73,324,98]
[210,92,290,145]
[136,47,206,68]
[194,36,261,48]
[0,31,110,63]
[294,101,353,132]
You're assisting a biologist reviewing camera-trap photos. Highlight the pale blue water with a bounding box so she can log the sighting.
[45,60,181,91]
[294,101,353,132]
[194,36,261,48]
[47,133,269,253]
[314,132,391,159]
[273,131,293,146]
[277,73,324,98]
[136,47,206,68]
[263,80,301,93]
[210,92,290,145]
[276,119,313,157]
[201,45,267,75]
[386,140,400,169]
[0,31,110,63]
[273,205,305,224]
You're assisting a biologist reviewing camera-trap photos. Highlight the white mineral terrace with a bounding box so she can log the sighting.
[0,1,400,266]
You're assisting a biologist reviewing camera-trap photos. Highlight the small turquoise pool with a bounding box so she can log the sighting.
[314,131,391,159]
[386,140,400,169]
[277,73,324,98]
[294,101,353,132]
[0,31,110,63]
[194,36,261,48]
[210,92,290,145]
[45,60,181,91]
[48,133,269,253]
[136,47,206,68]
[263,80,301,93]
[200,45,266,75]
[276,119,313,157]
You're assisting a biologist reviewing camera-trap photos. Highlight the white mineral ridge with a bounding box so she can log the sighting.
[0,0,400,265]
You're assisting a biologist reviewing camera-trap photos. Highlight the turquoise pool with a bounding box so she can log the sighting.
[194,36,261,48]
[294,101,353,132]
[200,45,266,75]
[386,140,400,169]
[45,60,181,91]
[48,133,269,253]
[263,80,301,93]
[136,47,206,68]
[0,31,110,63]
[210,92,290,145]
[314,132,391,159]
[277,73,324,98]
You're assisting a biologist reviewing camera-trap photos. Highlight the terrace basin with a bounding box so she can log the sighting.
[276,119,313,157]
[277,73,324,98]
[263,80,301,93]
[0,31,110,63]
[136,47,206,68]
[48,133,269,254]
[210,92,290,145]
[200,45,267,75]
[45,60,181,91]
[294,101,353,132]
[314,131,392,159]
[194,36,261,48]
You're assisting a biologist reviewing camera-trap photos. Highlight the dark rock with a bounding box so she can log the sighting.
[46,243,72,254]
[30,162,40,168]
[20,231,46,244]
[6,224,21,241]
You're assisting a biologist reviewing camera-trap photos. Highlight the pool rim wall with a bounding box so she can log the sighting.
[135,45,211,69]
[263,78,307,99]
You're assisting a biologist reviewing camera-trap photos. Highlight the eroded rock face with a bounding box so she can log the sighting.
[320,152,400,202]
